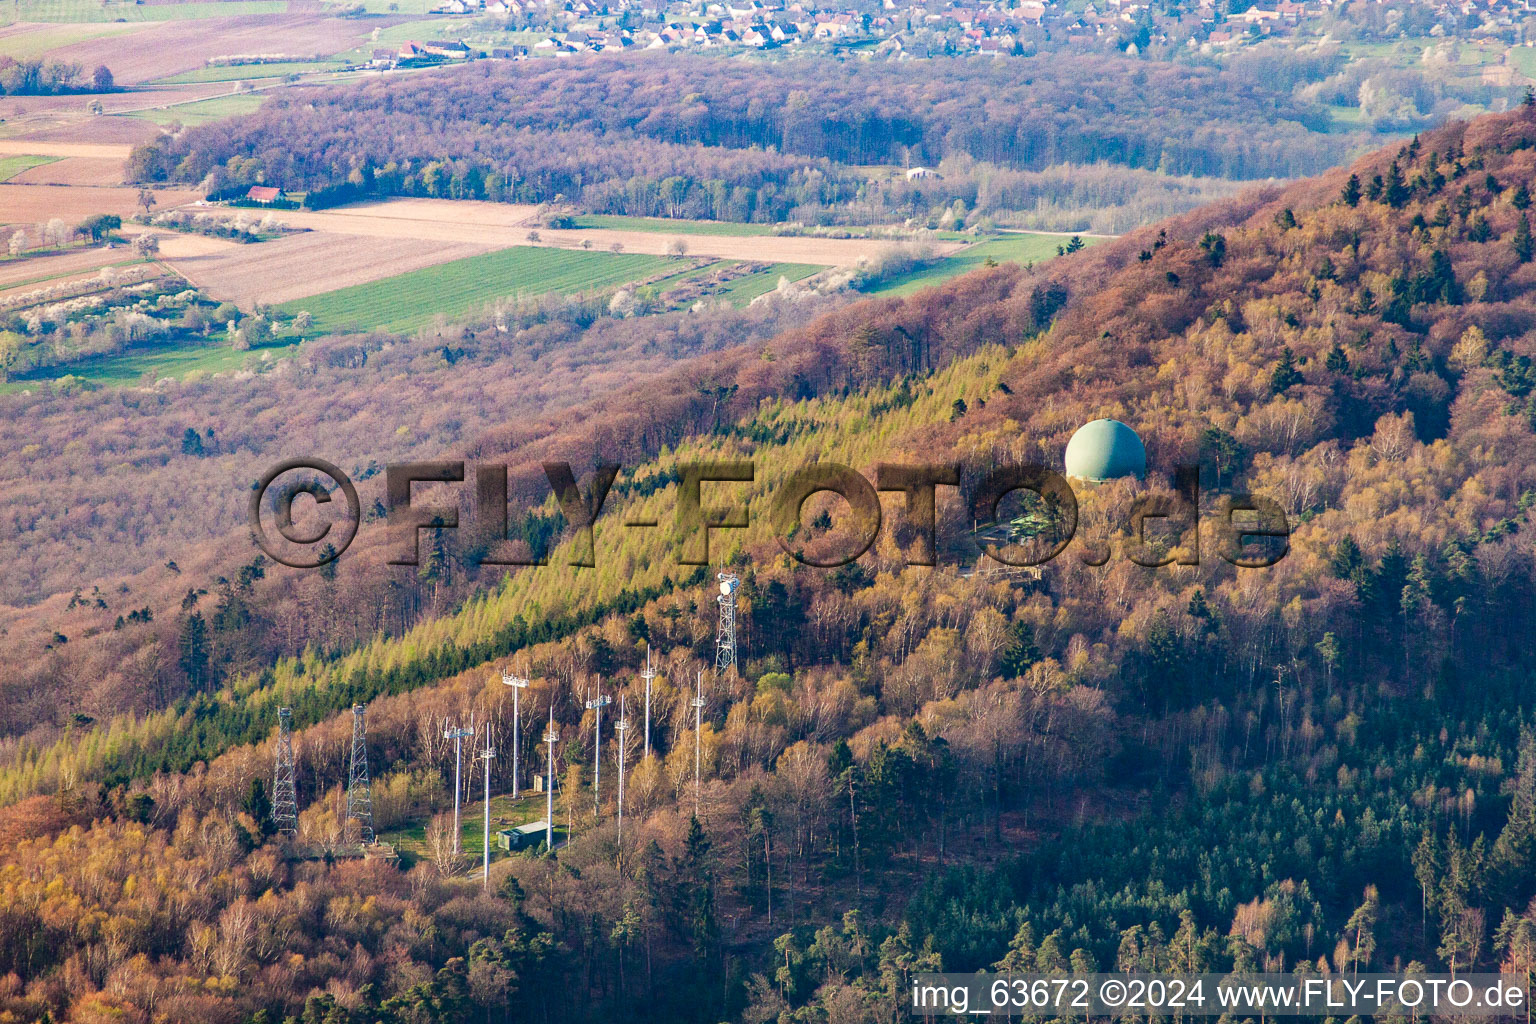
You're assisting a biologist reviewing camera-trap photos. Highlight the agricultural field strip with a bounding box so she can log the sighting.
[0,141,132,160]
[0,258,144,299]
[275,246,676,332]
[0,155,58,183]
[37,13,383,84]
[0,232,229,298]
[197,200,967,265]
[9,157,122,187]
[0,21,140,58]
[163,231,497,307]
[0,245,141,288]
[0,183,202,223]
[0,262,159,306]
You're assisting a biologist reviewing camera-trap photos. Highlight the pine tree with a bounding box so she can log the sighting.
[1515,214,1533,264]
[1384,161,1410,208]
[1345,886,1379,976]
[1493,728,1536,902]
[997,620,1040,677]
[1269,347,1303,395]
[673,816,719,963]
[1413,830,1441,939]
[178,611,210,691]
[243,777,273,836]
[1342,173,1362,208]
[1200,231,1227,266]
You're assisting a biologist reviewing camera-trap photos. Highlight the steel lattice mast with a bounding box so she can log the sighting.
[716,572,739,678]
[346,704,373,845]
[273,707,298,836]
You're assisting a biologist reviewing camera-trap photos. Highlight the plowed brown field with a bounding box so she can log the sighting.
[165,230,494,306]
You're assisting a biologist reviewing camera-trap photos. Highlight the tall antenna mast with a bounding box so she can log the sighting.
[274,707,298,836]
[502,669,530,798]
[346,704,373,845]
[480,735,496,890]
[614,694,630,846]
[543,706,559,852]
[586,684,611,821]
[640,643,655,760]
[691,670,706,816]
[716,572,739,679]
[444,720,475,860]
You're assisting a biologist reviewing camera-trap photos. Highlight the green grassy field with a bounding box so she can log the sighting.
[0,22,130,55]
[0,337,299,393]
[1510,46,1536,80]
[128,92,267,126]
[378,791,562,862]
[279,246,673,333]
[3,0,287,21]
[332,17,464,59]
[863,232,1098,297]
[717,262,823,304]
[0,154,58,182]
[154,59,346,84]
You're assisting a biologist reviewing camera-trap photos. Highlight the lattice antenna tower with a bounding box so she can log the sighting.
[346,704,374,845]
[715,572,739,678]
[273,707,298,836]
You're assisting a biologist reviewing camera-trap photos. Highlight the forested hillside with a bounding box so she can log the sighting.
[128,53,1355,227]
[9,107,1536,1023]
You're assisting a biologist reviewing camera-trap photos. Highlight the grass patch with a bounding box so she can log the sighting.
[0,154,58,182]
[154,60,346,84]
[0,337,298,393]
[278,246,673,333]
[717,262,823,304]
[863,232,1098,297]
[128,92,267,126]
[377,791,562,862]
[332,17,463,59]
[4,0,287,21]
[1510,45,1536,81]
[0,22,131,55]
